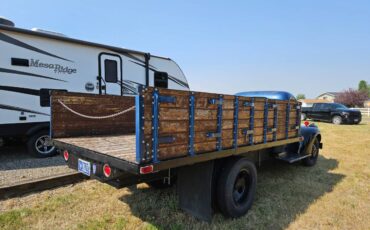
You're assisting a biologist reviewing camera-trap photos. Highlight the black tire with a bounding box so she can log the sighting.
[27,130,57,158]
[302,138,319,167]
[148,177,176,189]
[216,158,257,218]
[332,115,342,125]
[301,113,307,121]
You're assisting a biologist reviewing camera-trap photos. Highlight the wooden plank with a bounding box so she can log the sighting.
[51,91,136,138]
[55,134,137,163]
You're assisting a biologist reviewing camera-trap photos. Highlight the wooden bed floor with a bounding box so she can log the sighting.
[55,134,137,163]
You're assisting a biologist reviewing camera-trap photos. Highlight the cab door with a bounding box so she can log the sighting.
[98,53,122,95]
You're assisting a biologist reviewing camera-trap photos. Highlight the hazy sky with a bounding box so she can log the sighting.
[2,0,370,98]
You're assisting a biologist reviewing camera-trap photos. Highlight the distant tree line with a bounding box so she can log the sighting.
[296,94,306,100]
[334,80,369,107]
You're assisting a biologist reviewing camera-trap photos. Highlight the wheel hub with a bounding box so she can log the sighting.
[233,169,250,204]
[35,135,55,155]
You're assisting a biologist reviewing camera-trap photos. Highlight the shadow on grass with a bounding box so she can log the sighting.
[120,155,344,229]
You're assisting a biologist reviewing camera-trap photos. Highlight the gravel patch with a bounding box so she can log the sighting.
[0,144,74,187]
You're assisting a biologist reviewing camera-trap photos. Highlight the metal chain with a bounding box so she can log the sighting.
[57,99,135,120]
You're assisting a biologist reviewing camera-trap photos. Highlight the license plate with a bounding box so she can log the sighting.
[78,159,91,176]
[354,119,359,122]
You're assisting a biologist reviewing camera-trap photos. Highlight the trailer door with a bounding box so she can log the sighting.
[98,53,122,95]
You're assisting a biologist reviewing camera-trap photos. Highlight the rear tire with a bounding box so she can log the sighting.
[302,139,319,167]
[27,130,57,158]
[216,158,257,218]
[332,116,342,125]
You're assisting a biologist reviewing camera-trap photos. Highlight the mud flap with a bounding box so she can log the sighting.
[177,160,214,222]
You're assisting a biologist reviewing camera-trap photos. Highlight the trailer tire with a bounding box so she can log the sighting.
[27,130,57,158]
[216,158,257,218]
[302,138,319,167]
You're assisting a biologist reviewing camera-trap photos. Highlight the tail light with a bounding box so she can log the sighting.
[103,164,111,177]
[304,121,310,127]
[63,150,69,161]
[140,165,154,174]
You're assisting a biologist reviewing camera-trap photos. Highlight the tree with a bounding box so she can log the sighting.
[296,94,306,100]
[358,80,370,97]
[334,88,368,107]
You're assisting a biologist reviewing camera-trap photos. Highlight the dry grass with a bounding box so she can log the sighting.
[0,120,369,230]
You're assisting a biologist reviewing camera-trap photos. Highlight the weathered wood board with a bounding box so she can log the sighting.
[140,87,301,161]
[51,91,136,138]
[51,87,301,164]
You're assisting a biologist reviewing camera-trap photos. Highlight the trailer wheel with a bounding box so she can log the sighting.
[217,158,257,218]
[27,130,57,158]
[302,138,319,167]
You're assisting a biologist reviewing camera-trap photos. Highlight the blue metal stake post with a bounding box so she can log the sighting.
[152,89,159,163]
[249,98,255,145]
[188,93,195,156]
[285,103,291,139]
[233,97,239,149]
[136,87,146,163]
[273,103,278,141]
[263,99,269,143]
[216,95,223,151]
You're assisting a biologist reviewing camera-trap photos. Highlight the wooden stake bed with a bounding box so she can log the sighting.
[50,87,302,173]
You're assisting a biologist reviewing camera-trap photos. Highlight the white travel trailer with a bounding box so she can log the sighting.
[0,17,189,157]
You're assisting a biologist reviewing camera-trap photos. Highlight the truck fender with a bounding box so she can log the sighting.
[299,126,322,155]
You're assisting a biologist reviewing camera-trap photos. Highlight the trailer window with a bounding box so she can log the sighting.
[104,59,118,83]
[154,72,168,88]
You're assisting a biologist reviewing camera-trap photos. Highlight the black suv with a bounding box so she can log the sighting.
[302,103,362,125]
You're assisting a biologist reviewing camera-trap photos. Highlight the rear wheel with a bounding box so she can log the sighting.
[27,130,57,158]
[302,139,319,167]
[332,116,342,125]
[217,158,257,218]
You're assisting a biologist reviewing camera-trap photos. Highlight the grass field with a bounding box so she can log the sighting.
[0,119,369,230]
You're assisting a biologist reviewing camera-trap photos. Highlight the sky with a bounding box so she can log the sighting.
[2,0,370,98]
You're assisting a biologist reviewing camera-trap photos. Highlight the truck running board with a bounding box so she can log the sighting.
[276,152,310,163]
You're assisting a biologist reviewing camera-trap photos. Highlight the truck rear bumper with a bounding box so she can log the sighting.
[60,149,169,188]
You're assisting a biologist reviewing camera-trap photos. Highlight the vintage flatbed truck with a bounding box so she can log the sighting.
[50,87,322,221]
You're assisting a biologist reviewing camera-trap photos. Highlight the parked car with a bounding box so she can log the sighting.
[302,103,362,124]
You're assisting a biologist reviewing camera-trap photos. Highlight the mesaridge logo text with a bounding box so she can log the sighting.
[30,59,77,74]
